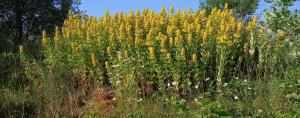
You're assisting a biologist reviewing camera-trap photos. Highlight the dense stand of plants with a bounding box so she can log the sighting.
[18,5,299,117]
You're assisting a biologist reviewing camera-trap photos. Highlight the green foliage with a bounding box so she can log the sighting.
[264,0,300,35]
[0,0,81,53]
[265,0,296,6]
[0,53,20,88]
[1,0,300,117]
[200,0,259,19]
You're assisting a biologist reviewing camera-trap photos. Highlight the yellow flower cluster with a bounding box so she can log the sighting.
[44,5,260,66]
[192,54,197,62]
[19,45,24,53]
[42,30,48,45]
[279,30,286,40]
[246,16,258,32]
[91,53,97,67]
[148,47,155,59]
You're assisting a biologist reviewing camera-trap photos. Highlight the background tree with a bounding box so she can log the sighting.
[264,0,300,34]
[263,0,300,60]
[199,0,260,20]
[0,0,81,53]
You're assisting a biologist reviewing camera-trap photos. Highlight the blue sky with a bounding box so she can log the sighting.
[79,0,300,17]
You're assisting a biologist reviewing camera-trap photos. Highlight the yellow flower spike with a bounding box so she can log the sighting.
[175,29,183,47]
[183,20,188,32]
[157,32,162,41]
[194,17,200,25]
[87,33,92,43]
[166,53,172,63]
[76,20,81,28]
[134,37,140,46]
[71,42,76,53]
[188,8,192,17]
[217,8,222,13]
[68,9,73,17]
[196,24,202,33]
[19,45,24,53]
[135,19,141,28]
[202,30,208,43]
[61,27,66,37]
[229,9,234,15]
[192,53,197,62]
[135,10,140,17]
[119,35,126,45]
[217,35,224,44]
[224,35,231,45]
[129,9,134,19]
[146,29,154,46]
[230,16,236,24]
[167,26,173,36]
[91,53,97,67]
[206,18,211,29]
[170,4,175,14]
[105,9,110,18]
[142,8,149,15]
[279,30,286,40]
[258,27,266,40]
[211,7,217,15]
[176,8,181,17]
[180,48,186,60]
[114,12,119,19]
[160,35,167,48]
[124,50,129,59]
[220,23,226,32]
[259,27,265,34]
[160,5,165,15]
[42,30,47,45]
[200,9,206,18]
[66,30,71,39]
[105,61,110,69]
[224,3,229,10]
[203,51,211,58]
[225,24,231,33]
[188,33,193,46]
[169,37,174,46]
[127,37,134,48]
[75,47,80,53]
[148,47,155,59]
[188,23,193,33]
[235,33,241,39]
[194,10,199,17]
[234,22,243,38]
[252,16,258,24]
[182,9,187,18]
[244,43,249,53]
[252,16,258,28]
[237,22,243,33]
[107,47,112,55]
[246,22,253,32]
[126,24,132,33]
[161,48,167,54]
[209,27,214,34]
[54,26,60,46]
[109,29,116,47]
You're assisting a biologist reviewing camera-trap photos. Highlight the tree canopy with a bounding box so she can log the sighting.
[200,0,260,19]
[264,0,300,34]
[0,0,80,52]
